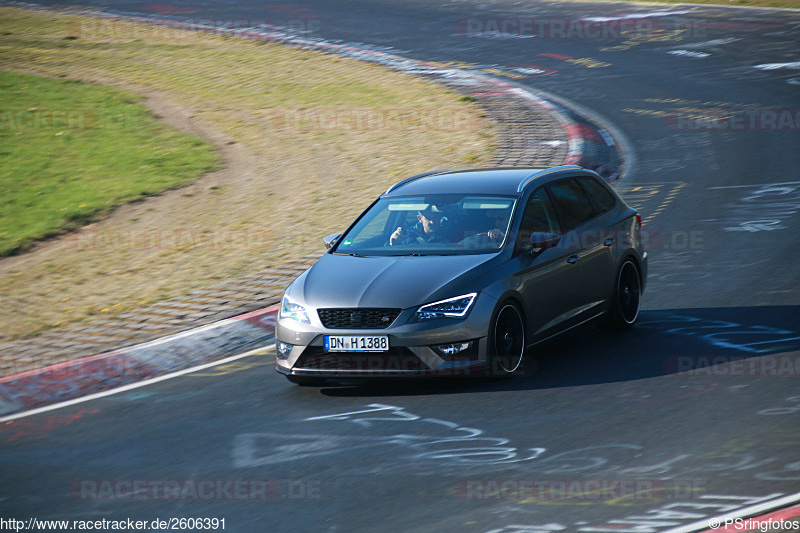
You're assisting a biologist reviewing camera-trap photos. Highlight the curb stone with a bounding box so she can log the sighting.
[0,306,278,417]
[0,5,625,417]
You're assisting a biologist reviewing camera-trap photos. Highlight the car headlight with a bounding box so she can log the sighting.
[280,294,310,324]
[414,293,477,321]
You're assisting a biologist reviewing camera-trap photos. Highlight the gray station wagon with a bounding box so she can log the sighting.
[275,165,647,384]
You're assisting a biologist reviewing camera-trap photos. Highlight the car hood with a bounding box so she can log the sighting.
[293,252,496,309]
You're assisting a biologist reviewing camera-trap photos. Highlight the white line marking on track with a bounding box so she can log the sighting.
[662,492,800,533]
[582,11,690,22]
[709,180,800,189]
[0,345,276,422]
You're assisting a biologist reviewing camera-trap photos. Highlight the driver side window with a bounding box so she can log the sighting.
[515,188,560,254]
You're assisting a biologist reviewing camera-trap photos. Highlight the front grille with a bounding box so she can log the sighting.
[295,347,424,371]
[318,308,400,329]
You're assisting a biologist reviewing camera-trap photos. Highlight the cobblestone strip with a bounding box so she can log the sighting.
[0,9,612,378]
[0,255,318,376]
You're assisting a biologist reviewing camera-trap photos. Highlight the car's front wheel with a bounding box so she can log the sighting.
[488,301,526,376]
[600,259,642,331]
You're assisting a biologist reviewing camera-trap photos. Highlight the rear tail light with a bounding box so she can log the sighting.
[635,213,642,228]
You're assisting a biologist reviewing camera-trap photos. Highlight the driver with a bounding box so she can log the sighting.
[389,205,450,246]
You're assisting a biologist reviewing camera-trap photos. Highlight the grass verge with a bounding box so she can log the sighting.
[0,6,496,340]
[0,69,220,256]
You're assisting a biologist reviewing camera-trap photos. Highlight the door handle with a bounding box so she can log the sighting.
[567,255,578,264]
[603,238,614,247]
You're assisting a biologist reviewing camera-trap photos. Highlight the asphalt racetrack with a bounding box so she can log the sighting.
[2,1,800,531]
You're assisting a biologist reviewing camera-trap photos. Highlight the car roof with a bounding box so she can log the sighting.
[383,165,595,197]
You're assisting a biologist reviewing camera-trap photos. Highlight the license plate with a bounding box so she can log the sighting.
[324,335,389,352]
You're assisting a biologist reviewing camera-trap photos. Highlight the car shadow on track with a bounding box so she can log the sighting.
[316,305,800,397]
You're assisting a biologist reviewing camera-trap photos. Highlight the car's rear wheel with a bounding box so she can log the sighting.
[600,259,641,331]
[488,301,525,376]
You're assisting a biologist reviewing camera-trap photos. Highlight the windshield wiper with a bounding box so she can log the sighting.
[332,252,367,257]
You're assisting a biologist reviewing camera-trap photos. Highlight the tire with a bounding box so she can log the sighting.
[487,301,526,376]
[600,259,642,331]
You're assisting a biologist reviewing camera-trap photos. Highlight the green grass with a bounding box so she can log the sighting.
[0,7,495,341]
[0,69,220,255]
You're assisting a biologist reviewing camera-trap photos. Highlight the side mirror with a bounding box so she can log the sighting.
[530,232,561,252]
[323,233,342,250]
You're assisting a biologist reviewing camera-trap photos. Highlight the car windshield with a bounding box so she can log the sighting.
[333,194,518,256]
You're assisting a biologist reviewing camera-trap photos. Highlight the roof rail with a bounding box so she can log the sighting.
[384,167,468,194]
[517,165,583,192]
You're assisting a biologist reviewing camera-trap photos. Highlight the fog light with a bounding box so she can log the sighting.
[432,340,479,361]
[436,342,469,355]
[434,342,472,356]
[277,342,293,359]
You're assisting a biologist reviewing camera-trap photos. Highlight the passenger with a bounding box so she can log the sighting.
[485,210,510,242]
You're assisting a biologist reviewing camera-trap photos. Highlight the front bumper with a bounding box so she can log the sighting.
[275,297,495,379]
[275,356,487,379]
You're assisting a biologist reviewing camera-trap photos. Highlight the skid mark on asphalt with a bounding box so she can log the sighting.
[637,313,800,356]
[705,181,800,233]
[484,493,795,533]
[759,397,800,417]
[231,403,800,530]
[234,403,547,469]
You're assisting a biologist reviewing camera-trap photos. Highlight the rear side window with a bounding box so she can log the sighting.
[547,179,597,231]
[579,177,616,213]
